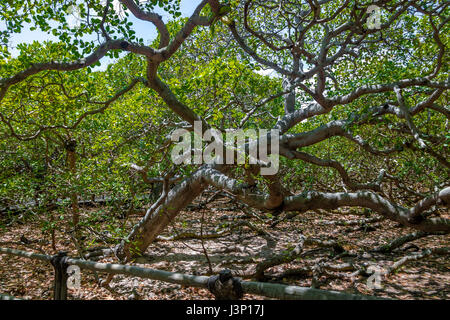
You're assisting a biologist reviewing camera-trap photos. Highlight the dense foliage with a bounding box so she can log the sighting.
[0,0,448,265]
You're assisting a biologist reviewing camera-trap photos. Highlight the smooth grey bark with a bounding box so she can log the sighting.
[121,166,449,258]
[0,247,384,300]
[283,190,450,232]
[117,167,210,259]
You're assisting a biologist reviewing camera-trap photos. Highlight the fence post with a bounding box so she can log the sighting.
[50,251,69,300]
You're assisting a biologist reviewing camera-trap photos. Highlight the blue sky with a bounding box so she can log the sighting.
[5,0,202,60]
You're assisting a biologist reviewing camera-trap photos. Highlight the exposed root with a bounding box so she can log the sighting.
[385,247,449,275]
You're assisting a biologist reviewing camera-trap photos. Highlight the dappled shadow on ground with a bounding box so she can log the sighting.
[0,196,448,300]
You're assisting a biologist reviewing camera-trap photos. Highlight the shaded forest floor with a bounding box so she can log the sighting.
[0,196,449,300]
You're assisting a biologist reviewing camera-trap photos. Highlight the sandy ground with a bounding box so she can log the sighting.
[0,197,449,300]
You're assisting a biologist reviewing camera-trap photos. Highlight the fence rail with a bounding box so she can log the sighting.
[0,293,22,300]
[0,247,383,300]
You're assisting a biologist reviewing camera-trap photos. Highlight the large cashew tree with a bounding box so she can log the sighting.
[0,0,449,261]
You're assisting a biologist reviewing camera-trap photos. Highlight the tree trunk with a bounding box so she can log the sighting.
[65,139,79,227]
[117,168,208,260]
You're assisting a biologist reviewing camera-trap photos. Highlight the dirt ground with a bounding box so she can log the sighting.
[0,196,449,300]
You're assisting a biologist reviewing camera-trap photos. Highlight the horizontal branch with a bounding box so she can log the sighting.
[372,231,445,253]
[385,247,449,275]
[0,41,155,102]
[330,79,449,106]
[290,150,381,192]
[282,189,450,232]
